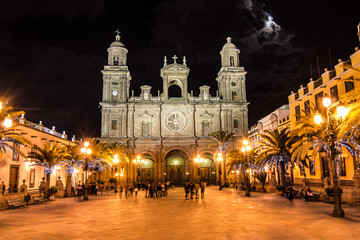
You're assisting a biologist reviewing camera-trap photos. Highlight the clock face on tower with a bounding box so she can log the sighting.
[166,112,186,132]
[112,90,118,96]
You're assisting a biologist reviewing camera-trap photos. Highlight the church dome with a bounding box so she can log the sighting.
[110,41,125,48]
[222,37,237,50]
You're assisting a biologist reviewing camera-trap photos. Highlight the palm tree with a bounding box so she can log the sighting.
[209,131,234,185]
[81,138,110,183]
[256,129,293,187]
[337,89,360,138]
[227,149,256,196]
[0,104,31,160]
[28,143,69,198]
[290,107,359,184]
[103,141,130,179]
[59,145,83,197]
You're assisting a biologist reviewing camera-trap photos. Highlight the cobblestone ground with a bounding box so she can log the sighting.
[1,187,360,240]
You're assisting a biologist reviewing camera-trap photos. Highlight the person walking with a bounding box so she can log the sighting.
[119,185,123,199]
[200,182,205,199]
[190,182,195,199]
[184,182,190,199]
[195,183,200,199]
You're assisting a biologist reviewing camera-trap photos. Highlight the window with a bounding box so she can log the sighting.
[231,91,237,101]
[113,56,119,65]
[233,119,239,129]
[340,157,346,176]
[330,85,339,103]
[12,143,20,161]
[230,56,235,66]
[29,168,35,188]
[345,81,354,93]
[309,157,315,175]
[142,122,150,137]
[111,120,118,130]
[314,91,324,111]
[304,100,310,117]
[203,121,210,136]
[295,105,300,121]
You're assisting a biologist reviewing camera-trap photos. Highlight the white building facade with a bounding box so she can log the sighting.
[100,34,249,184]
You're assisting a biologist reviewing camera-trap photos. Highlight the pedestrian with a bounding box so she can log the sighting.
[190,182,195,199]
[125,185,128,199]
[201,182,205,199]
[195,183,200,199]
[119,185,123,199]
[0,181,4,195]
[184,182,190,199]
[134,186,138,197]
[144,183,149,198]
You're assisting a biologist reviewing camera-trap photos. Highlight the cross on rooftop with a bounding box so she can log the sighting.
[172,55,178,63]
[115,29,120,41]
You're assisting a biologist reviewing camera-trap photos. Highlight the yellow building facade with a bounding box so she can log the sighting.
[288,46,360,202]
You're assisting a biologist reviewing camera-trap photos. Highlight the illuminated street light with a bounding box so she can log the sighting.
[241,139,251,197]
[81,141,92,201]
[314,112,322,125]
[133,155,144,182]
[314,98,348,217]
[3,116,12,129]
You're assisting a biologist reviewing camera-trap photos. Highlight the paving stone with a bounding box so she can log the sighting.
[1,187,360,240]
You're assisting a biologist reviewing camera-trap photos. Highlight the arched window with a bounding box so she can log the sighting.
[230,56,235,66]
[168,85,182,98]
[113,56,119,65]
[232,91,237,101]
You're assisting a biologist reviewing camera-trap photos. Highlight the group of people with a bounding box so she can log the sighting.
[0,182,18,194]
[119,182,172,199]
[184,182,206,199]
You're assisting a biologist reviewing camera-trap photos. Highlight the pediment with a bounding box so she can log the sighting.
[200,110,214,118]
[138,111,153,117]
[162,63,189,71]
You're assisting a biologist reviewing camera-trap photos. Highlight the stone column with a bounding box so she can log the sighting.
[352,169,360,205]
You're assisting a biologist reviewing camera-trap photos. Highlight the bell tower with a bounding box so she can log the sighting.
[216,37,247,103]
[100,30,131,138]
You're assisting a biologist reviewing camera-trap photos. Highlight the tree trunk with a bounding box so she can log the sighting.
[45,174,51,199]
[65,174,72,197]
[279,161,286,186]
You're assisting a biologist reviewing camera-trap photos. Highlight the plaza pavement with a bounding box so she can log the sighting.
[1,186,360,240]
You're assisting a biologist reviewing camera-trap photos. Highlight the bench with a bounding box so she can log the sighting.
[6,199,26,209]
[33,195,48,204]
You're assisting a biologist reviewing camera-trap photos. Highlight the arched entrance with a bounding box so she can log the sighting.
[139,153,155,183]
[197,152,216,185]
[164,149,189,185]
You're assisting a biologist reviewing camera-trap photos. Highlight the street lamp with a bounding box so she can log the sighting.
[133,155,144,183]
[241,139,252,197]
[81,141,91,201]
[216,152,223,190]
[314,95,347,217]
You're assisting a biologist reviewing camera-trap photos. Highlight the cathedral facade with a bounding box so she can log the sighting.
[100,33,249,184]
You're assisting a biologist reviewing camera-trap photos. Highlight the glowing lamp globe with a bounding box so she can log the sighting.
[3,117,12,128]
[336,106,349,119]
[322,97,331,108]
[84,141,90,148]
[314,113,322,125]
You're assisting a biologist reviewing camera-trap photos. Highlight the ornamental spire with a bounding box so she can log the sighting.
[115,28,121,41]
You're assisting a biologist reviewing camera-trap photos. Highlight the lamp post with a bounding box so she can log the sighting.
[241,139,252,197]
[81,141,91,201]
[194,155,203,183]
[314,95,347,217]
[216,152,223,190]
[133,155,144,183]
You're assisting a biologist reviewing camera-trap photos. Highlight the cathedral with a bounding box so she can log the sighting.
[100,32,249,185]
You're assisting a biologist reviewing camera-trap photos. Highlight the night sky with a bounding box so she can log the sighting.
[0,0,359,139]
